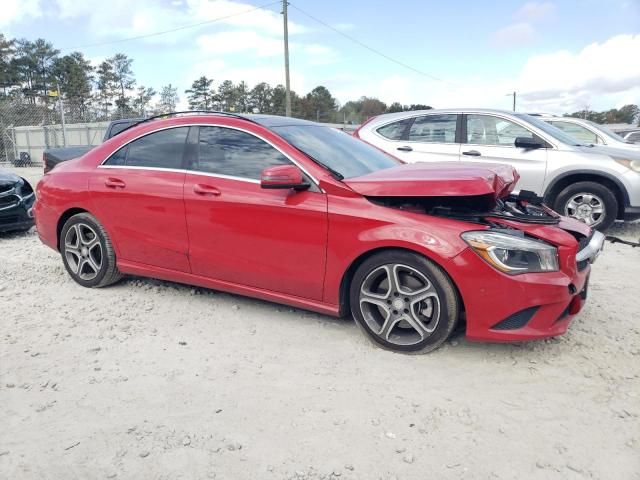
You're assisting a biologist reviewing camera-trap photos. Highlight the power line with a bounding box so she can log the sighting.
[288,3,458,88]
[60,0,282,51]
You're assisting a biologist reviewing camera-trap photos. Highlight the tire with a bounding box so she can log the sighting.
[59,213,122,288]
[552,181,618,231]
[349,250,459,354]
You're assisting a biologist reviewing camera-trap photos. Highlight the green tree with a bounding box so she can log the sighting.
[155,84,179,113]
[52,52,94,119]
[406,104,432,111]
[302,86,337,121]
[249,82,273,113]
[107,53,135,115]
[95,61,116,118]
[386,102,403,113]
[360,97,387,118]
[185,76,215,110]
[132,85,156,116]
[235,81,251,112]
[13,38,60,103]
[217,80,237,111]
[0,34,17,95]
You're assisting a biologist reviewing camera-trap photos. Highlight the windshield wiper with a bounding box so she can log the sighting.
[288,144,344,180]
[312,158,344,180]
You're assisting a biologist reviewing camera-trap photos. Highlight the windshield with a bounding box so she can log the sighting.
[584,120,628,142]
[271,125,400,179]
[514,113,586,146]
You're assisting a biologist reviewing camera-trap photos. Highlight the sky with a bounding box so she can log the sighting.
[2,0,640,114]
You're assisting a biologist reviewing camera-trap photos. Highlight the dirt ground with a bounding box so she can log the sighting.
[1,167,639,480]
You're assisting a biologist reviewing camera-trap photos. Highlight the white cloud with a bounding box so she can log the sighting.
[329,34,640,116]
[197,31,283,57]
[492,22,536,46]
[492,1,555,47]
[517,34,640,111]
[514,1,556,22]
[0,0,41,27]
[49,0,304,45]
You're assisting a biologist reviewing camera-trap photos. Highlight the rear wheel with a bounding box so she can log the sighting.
[553,181,617,231]
[349,250,459,354]
[60,213,122,288]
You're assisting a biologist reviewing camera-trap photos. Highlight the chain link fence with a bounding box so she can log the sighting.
[0,100,132,168]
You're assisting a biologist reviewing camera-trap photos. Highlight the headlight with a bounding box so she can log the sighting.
[461,231,559,274]
[612,156,640,172]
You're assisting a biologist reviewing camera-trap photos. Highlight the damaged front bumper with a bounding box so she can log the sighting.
[448,220,604,343]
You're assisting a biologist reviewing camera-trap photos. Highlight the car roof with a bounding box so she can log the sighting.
[246,114,320,128]
[362,108,526,127]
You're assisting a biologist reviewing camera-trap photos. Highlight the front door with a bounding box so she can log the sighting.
[90,126,191,272]
[183,125,328,300]
[462,114,548,195]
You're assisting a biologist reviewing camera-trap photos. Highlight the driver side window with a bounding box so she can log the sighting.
[466,115,535,146]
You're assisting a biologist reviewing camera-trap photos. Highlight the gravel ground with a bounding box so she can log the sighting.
[1,167,639,479]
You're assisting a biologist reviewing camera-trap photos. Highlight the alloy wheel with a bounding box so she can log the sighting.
[64,222,103,281]
[564,192,605,227]
[359,263,441,347]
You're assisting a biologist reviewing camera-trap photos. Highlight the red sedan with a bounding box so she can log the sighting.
[34,113,604,353]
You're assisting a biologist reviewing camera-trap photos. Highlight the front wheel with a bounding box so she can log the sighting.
[349,250,460,354]
[60,213,122,288]
[553,181,618,231]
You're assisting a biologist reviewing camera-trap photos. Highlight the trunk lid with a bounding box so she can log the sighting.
[344,162,519,200]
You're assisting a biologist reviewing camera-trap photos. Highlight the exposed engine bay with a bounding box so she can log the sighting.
[368,190,560,225]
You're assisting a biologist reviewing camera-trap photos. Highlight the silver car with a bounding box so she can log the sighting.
[532,114,640,152]
[355,108,640,230]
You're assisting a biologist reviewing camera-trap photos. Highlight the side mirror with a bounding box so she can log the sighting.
[515,136,546,150]
[260,164,309,190]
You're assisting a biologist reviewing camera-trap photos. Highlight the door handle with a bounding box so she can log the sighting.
[193,184,221,196]
[105,177,126,188]
[397,146,413,152]
[462,150,482,156]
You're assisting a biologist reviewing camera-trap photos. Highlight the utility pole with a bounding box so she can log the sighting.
[282,0,292,117]
[506,91,516,111]
[57,82,67,147]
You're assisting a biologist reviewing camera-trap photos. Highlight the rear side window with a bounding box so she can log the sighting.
[376,119,410,140]
[548,121,600,144]
[408,114,457,143]
[192,126,290,180]
[104,127,189,169]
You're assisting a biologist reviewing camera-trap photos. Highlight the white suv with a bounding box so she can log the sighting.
[354,109,640,230]
[531,114,640,152]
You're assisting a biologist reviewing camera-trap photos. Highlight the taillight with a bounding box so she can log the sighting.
[43,153,50,173]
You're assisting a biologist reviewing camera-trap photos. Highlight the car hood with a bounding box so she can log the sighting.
[344,162,519,199]
[0,169,22,187]
[576,144,640,159]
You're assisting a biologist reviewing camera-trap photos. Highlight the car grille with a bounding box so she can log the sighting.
[0,184,14,195]
[0,194,20,211]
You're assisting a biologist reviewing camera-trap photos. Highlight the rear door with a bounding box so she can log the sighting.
[462,114,548,194]
[90,126,191,272]
[392,114,461,163]
[183,125,328,300]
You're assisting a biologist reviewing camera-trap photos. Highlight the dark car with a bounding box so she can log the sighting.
[43,118,143,173]
[0,169,35,233]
